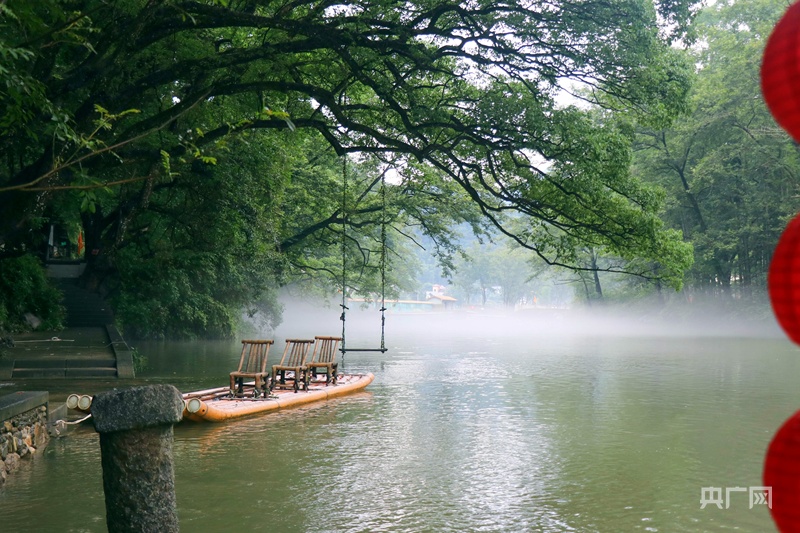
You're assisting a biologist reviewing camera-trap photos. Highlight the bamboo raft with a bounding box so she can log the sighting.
[181,372,375,422]
[65,373,375,423]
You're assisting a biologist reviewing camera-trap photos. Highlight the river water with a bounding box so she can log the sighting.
[0,308,797,532]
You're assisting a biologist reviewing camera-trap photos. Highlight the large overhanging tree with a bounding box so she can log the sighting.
[0,0,696,335]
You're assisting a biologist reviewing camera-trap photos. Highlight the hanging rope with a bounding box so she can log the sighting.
[340,157,349,362]
[378,172,387,352]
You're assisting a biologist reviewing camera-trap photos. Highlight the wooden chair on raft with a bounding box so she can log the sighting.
[230,339,274,398]
[307,335,342,385]
[270,339,315,393]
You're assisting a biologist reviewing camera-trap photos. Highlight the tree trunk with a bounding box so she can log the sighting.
[590,250,603,300]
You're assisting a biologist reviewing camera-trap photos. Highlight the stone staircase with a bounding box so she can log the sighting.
[55,278,115,328]
[0,276,134,379]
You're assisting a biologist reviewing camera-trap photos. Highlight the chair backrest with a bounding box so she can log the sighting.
[237,340,273,373]
[278,339,315,367]
[310,336,342,365]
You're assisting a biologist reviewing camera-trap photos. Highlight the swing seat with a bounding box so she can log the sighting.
[229,340,274,398]
[307,335,342,385]
[270,339,315,393]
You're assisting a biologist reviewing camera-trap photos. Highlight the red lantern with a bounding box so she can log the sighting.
[765,409,800,531]
[762,1,800,142]
[769,214,800,345]
[762,7,800,531]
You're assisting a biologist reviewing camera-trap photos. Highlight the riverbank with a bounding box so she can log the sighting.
[0,391,60,487]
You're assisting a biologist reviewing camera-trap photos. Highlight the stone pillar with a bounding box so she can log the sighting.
[91,385,184,533]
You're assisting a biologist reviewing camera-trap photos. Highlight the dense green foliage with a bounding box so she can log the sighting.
[0,0,700,337]
[633,0,800,300]
[0,256,65,332]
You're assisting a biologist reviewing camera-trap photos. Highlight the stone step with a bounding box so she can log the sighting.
[12,368,67,378]
[12,354,118,378]
[65,367,118,378]
[13,358,117,369]
[12,358,66,369]
[68,358,117,368]
[13,367,118,378]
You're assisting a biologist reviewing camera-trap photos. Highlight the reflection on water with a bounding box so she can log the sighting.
[0,313,798,532]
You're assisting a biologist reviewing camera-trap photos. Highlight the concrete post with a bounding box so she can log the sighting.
[91,385,184,533]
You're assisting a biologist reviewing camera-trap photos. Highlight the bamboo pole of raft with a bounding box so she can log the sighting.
[180,382,256,399]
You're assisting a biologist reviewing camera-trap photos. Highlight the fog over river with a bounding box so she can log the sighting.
[0,300,795,532]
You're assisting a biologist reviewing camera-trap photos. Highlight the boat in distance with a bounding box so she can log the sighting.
[181,372,375,422]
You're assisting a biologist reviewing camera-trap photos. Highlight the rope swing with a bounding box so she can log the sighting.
[339,157,388,359]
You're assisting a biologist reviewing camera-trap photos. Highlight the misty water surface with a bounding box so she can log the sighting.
[0,303,796,532]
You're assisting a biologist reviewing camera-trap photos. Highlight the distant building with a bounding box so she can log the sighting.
[423,284,457,310]
[349,283,459,313]
[348,297,436,313]
[349,292,458,313]
[426,293,457,310]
